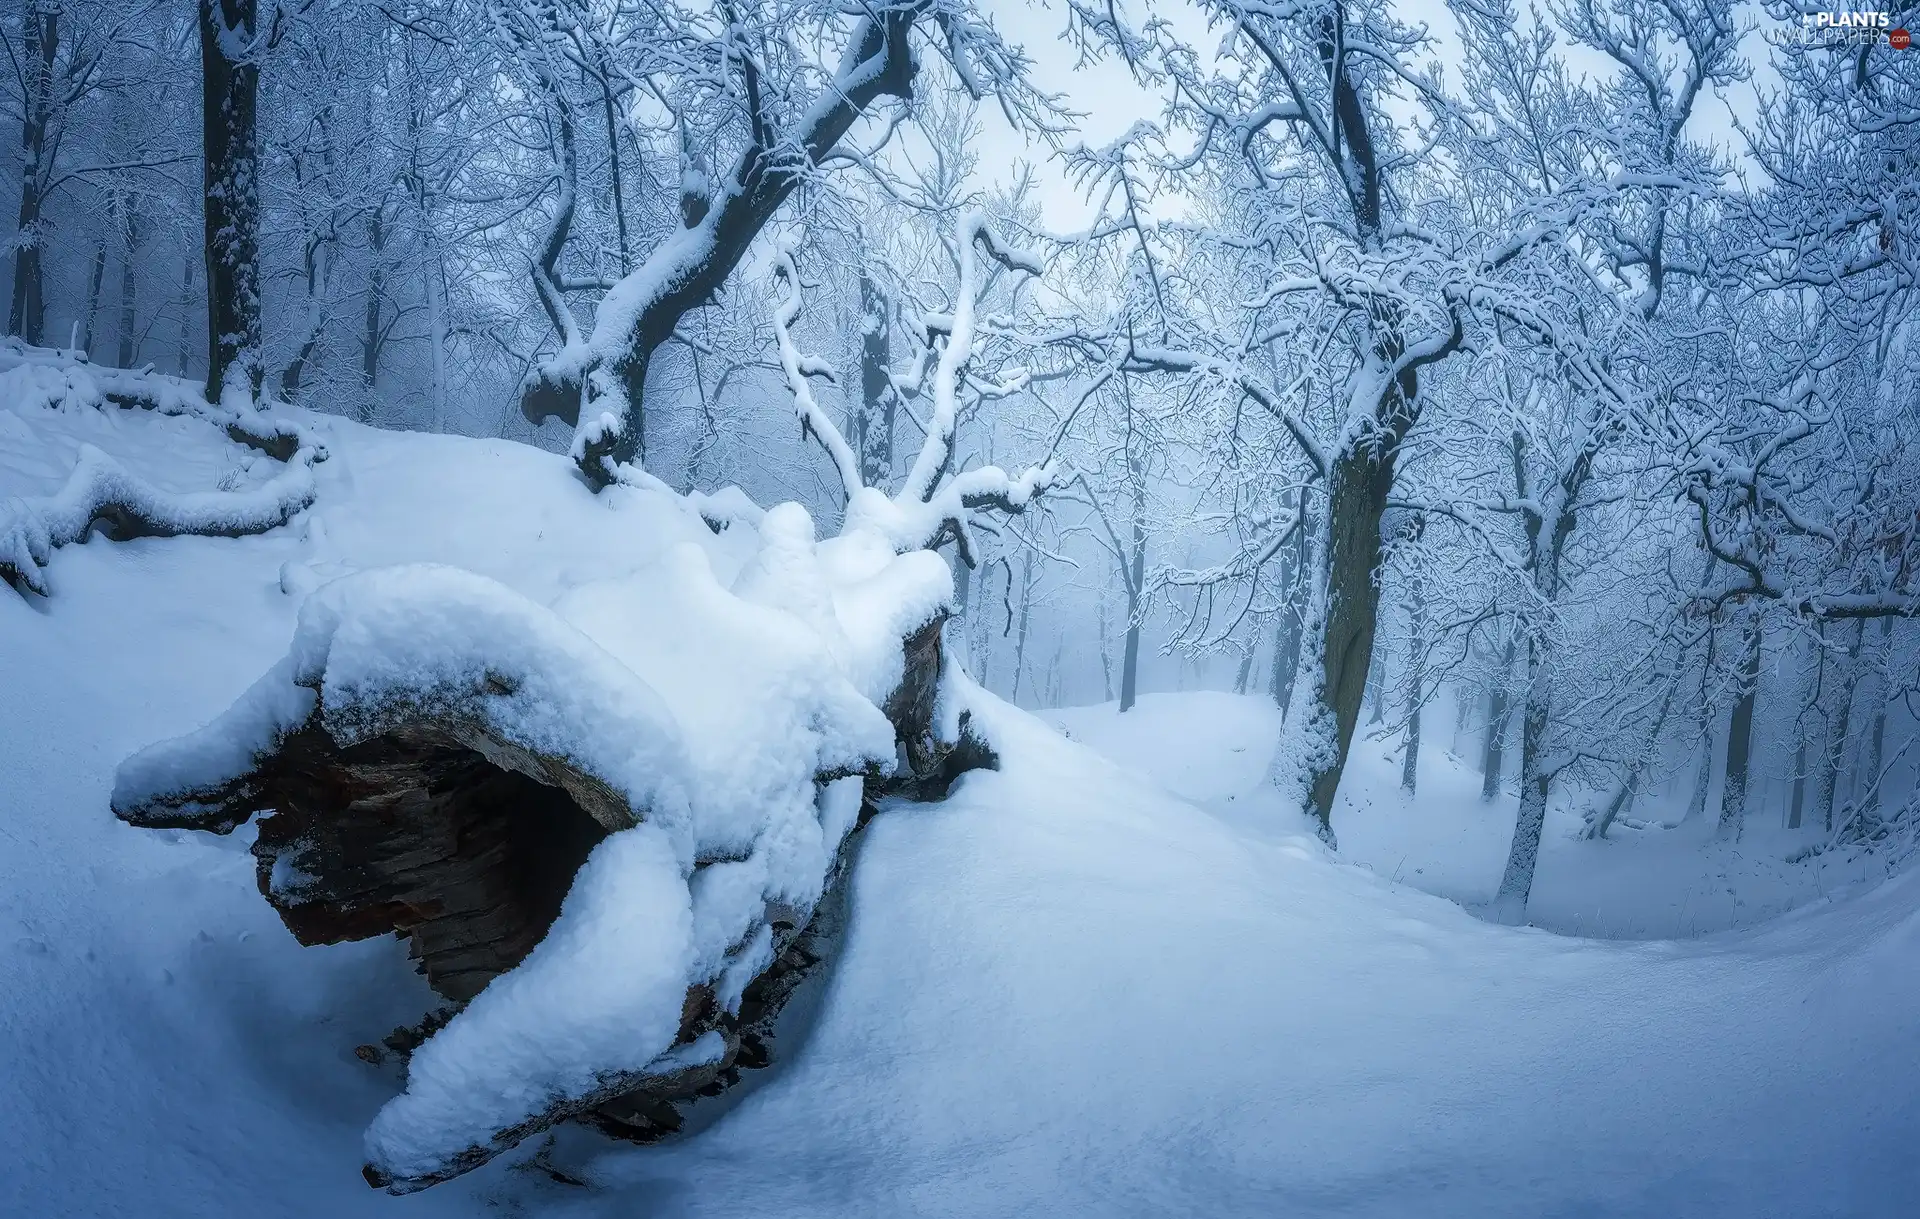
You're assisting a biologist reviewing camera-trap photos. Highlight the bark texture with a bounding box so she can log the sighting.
[200,0,263,402]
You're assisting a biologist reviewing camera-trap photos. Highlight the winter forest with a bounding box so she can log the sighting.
[2,0,1917,1214]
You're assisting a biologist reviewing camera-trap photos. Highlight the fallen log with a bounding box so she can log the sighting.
[0,341,324,596]
[113,563,991,1191]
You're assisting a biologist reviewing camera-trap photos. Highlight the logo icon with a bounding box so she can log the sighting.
[1892,27,1912,48]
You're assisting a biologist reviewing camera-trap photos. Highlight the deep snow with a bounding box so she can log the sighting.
[4,398,1918,1217]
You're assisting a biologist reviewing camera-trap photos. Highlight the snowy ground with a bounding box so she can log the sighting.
[5,399,1918,1217]
[1048,692,1907,939]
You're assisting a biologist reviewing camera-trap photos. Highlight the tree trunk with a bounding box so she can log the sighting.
[1400,587,1426,794]
[361,205,387,395]
[200,0,263,404]
[1481,636,1517,802]
[280,235,325,400]
[1010,547,1034,705]
[1856,618,1894,826]
[116,203,142,367]
[1717,615,1763,839]
[1117,492,1146,714]
[856,270,893,488]
[1301,446,1395,831]
[1817,619,1865,831]
[1493,660,1552,924]
[10,4,55,345]
[1269,488,1308,716]
[1684,731,1714,823]
[425,249,448,429]
[1788,738,1808,830]
[1366,635,1386,725]
[113,614,988,1189]
[1098,593,1113,702]
[1234,647,1254,695]
[176,250,196,377]
[80,243,107,355]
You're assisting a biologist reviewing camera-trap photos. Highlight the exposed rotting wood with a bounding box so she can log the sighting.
[114,605,998,1190]
[250,722,616,1001]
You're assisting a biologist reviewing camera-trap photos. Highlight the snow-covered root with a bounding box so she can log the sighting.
[0,442,320,596]
[0,340,327,596]
[111,563,995,1192]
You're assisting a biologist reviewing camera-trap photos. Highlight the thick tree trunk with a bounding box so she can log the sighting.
[10,5,55,345]
[1494,672,1551,924]
[1717,616,1763,839]
[114,614,987,1183]
[1302,444,1395,831]
[200,0,263,404]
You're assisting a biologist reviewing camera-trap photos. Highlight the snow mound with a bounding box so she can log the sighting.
[111,533,949,1186]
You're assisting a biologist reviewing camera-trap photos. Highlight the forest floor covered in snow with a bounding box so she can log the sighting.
[5,394,1919,1217]
[1048,693,1909,940]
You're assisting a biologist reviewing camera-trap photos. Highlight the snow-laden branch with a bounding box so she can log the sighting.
[0,342,327,598]
[768,211,1058,566]
[1,442,319,597]
[770,249,862,501]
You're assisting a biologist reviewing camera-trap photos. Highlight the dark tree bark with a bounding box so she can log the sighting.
[361,203,387,392]
[116,201,142,367]
[1010,546,1034,704]
[10,3,56,344]
[1816,618,1866,831]
[199,0,263,403]
[1717,615,1763,839]
[1268,489,1308,715]
[1117,454,1147,713]
[1481,636,1517,802]
[1400,576,1427,794]
[80,242,107,353]
[520,9,923,486]
[855,269,894,487]
[1856,618,1894,825]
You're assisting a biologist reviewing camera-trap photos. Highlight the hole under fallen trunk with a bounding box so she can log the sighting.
[249,722,612,1002]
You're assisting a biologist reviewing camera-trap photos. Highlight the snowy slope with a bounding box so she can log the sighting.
[4,405,1917,1217]
[1050,692,1909,939]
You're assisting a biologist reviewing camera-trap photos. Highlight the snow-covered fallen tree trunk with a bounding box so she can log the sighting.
[111,555,991,1192]
[0,340,325,596]
[107,212,1047,1194]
